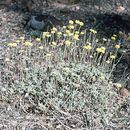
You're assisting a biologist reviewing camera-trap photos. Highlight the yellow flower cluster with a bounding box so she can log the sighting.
[52,27,57,32]
[106,60,110,64]
[73,34,79,40]
[75,20,84,26]
[65,29,73,37]
[51,30,56,34]
[51,41,57,46]
[114,83,122,89]
[113,34,117,37]
[69,20,74,25]
[115,44,120,49]
[50,27,57,34]
[8,43,17,47]
[57,32,62,35]
[127,36,130,41]
[65,40,71,46]
[99,74,105,80]
[75,31,80,34]
[24,41,33,47]
[19,36,24,40]
[80,31,85,35]
[57,32,62,38]
[46,34,51,38]
[111,36,116,41]
[110,55,116,59]
[83,45,92,50]
[90,29,97,34]
[75,31,84,35]
[66,29,71,34]
[43,32,51,38]
[36,38,41,42]
[68,25,75,29]
[96,47,106,53]
[111,34,117,41]
[16,40,20,43]
[63,26,66,29]
[68,20,84,26]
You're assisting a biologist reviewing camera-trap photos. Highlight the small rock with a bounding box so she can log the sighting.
[25,127,32,130]
[116,6,125,13]
[119,88,130,97]
[25,14,60,32]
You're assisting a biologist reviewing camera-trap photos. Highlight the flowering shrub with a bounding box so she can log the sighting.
[0,20,124,129]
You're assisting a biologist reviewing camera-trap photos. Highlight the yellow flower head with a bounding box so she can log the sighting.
[46,34,51,38]
[101,46,106,50]
[63,34,67,37]
[99,75,105,80]
[68,33,73,36]
[57,32,62,35]
[113,34,117,37]
[100,46,106,53]
[65,40,71,46]
[83,45,92,50]
[114,83,122,89]
[36,38,41,42]
[127,36,130,41]
[16,40,20,43]
[96,48,101,53]
[63,26,66,29]
[52,27,57,32]
[115,44,120,49]
[43,32,49,35]
[75,31,80,34]
[80,31,85,35]
[24,41,33,46]
[51,30,56,34]
[38,46,44,49]
[19,36,24,40]
[110,55,116,59]
[95,47,105,53]
[69,20,74,24]
[75,20,80,24]
[57,32,62,38]
[106,60,110,64]
[51,41,57,46]
[66,29,71,34]
[111,36,116,41]
[68,25,75,29]
[73,34,79,40]
[43,32,49,37]
[89,29,97,34]
[8,43,17,47]
[96,47,105,53]
[79,21,84,26]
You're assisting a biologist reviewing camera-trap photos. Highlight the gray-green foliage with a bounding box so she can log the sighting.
[1,60,118,126]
